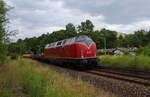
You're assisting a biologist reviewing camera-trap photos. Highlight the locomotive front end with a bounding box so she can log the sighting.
[75,36,98,65]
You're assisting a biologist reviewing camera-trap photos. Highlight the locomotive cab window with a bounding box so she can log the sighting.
[75,35,93,47]
[65,37,75,45]
[84,40,93,47]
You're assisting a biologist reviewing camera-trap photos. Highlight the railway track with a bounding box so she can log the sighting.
[85,70,150,87]
[61,65,150,87]
[83,65,150,87]
[57,65,150,87]
[94,65,150,79]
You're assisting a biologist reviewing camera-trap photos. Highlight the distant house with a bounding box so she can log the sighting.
[117,32,126,37]
[113,47,137,56]
[98,47,137,56]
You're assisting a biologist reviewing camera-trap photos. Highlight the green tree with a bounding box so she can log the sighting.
[24,37,39,54]
[145,31,150,44]
[117,35,124,47]
[88,30,103,49]
[51,30,66,42]
[65,23,77,38]
[122,30,148,48]
[134,30,147,46]
[77,20,94,33]
[100,28,117,48]
[0,0,9,65]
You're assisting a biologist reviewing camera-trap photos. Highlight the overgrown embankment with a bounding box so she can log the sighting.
[99,55,150,70]
[0,59,116,97]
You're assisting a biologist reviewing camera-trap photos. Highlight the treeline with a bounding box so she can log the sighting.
[8,20,150,55]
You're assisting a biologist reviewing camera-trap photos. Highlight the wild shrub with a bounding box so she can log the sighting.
[0,44,7,66]
[99,55,150,70]
[138,44,150,56]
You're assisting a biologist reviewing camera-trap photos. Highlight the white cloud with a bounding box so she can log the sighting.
[9,19,64,40]
[94,20,150,34]
[5,0,105,41]
[4,0,150,41]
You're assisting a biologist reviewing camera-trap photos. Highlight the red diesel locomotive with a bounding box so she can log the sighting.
[44,35,98,65]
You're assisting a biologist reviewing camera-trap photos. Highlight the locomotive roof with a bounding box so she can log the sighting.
[45,35,93,49]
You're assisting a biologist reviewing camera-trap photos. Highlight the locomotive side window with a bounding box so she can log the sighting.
[45,44,50,48]
[49,44,53,48]
[62,40,67,45]
[57,41,62,46]
[69,37,75,44]
[64,39,70,45]
[48,44,51,47]
[65,37,75,45]
[49,42,57,48]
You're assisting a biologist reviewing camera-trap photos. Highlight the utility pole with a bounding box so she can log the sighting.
[104,37,106,55]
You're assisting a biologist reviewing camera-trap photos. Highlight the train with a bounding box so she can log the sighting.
[43,35,98,65]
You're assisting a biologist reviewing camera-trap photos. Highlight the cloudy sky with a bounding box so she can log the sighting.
[4,0,150,41]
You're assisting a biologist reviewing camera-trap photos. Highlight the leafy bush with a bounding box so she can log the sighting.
[138,44,150,56]
[0,89,15,97]
[21,64,48,97]
[0,45,7,66]
[99,55,150,70]
[10,53,18,60]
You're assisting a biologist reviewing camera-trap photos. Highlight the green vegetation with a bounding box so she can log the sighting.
[0,0,10,66]
[138,44,150,56]
[0,59,117,97]
[99,55,150,70]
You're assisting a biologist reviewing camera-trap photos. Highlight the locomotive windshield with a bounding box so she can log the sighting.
[75,35,93,47]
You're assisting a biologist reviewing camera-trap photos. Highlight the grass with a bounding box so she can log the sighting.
[99,55,150,70]
[0,59,117,97]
